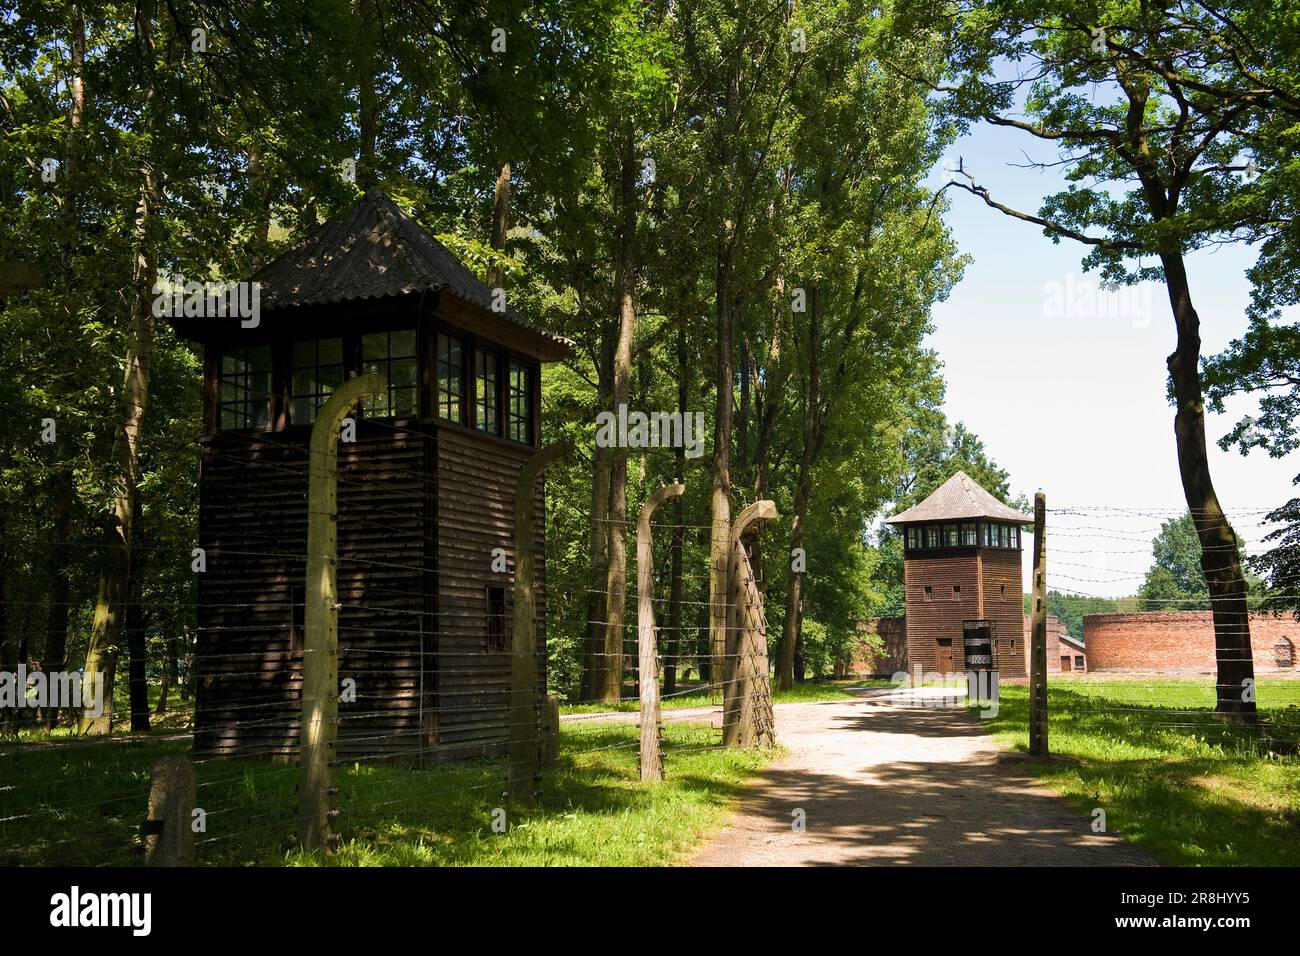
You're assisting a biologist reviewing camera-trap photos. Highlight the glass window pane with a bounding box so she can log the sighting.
[391,358,417,388]
[363,332,386,360]
[318,337,343,364]
[438,333,463,421]
[508,359,532,443]
[393,387,417,418]
[320,364,343,389]
[391,329,416,357]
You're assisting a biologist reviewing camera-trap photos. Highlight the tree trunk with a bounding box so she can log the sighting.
[356,0,380,191]
[709,259,733,690]
[581,439,611,700]
[80,1,159,734]
[665,323,688,697]
[487,162,511,289]
[43,4,83,703]
[600,135,638,704]
[127,579,150,733]
[778,288,819,690]
[43,462,74,674]
[738,331,750,479]
[0,509,10,673]
[245,141,273,263]
[1161,250,1256,717]
[180,625,194,701]
[154,635,174,716]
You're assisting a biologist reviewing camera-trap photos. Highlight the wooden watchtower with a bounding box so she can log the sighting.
[886,471,1032,678]
[171,189,572,760]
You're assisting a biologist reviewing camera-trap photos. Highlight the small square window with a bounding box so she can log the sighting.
[923,586,933,602]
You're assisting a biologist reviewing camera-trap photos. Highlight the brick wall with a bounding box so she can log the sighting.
[1084,611,1299,674]
[849,617,907,675]
[1022,614,1077,672]
[901,550,1026,677]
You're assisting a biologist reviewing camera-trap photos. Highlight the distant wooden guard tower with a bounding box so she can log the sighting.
[172,189,572,760]
[887,472,1032,678]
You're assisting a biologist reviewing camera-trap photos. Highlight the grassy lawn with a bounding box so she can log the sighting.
[982,678,1300,866]
[559,678,883,714]
[1,720,775,867]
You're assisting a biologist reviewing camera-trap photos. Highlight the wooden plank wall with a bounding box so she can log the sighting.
[902,549,1027,677]
[982,549,1028,678]
[435,427,546,760]
[194,425,433,760]
[902,554,981,675]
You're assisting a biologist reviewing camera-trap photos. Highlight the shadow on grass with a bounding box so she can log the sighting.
[984,686,1300,866]
[1,722,768,867]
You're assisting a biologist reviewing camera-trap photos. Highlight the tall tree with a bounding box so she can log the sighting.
[898,0,1300,715]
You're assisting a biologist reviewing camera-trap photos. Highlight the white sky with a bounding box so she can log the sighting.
[927,120,1298,599]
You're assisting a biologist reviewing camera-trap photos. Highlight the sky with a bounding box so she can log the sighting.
[925,120,1298,599]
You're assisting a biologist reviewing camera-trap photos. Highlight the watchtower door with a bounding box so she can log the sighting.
[936,638,954,674]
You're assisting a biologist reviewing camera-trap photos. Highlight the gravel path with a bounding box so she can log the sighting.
[688,693,1156,867]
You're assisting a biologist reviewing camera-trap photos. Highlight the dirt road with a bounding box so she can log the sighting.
[688,693,1155,866]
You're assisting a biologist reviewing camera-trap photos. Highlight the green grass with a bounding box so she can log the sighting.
[981,678,1300,866]
[0,721,776,867]
[559,678,876,714]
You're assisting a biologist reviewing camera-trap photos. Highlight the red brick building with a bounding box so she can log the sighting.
[1084,611,1298,675]
[844,617,908,676]
[1022,615,1088,672]
[887,472,1032,678]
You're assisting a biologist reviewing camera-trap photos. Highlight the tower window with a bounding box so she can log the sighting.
[508,359,533,444]
[363,329,418,418]
[475,348,499,434]
[290,337,344,424]
[219,346,272,430]
[436,332,465,422]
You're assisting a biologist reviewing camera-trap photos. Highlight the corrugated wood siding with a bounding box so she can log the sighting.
[903,554,981,674]
[981,549,1027,678]
[435,426,546,759]
[194,425,434,759]
[902,549,1026,677]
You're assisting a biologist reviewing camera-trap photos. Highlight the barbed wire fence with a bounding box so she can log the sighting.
[0,407,782,865]
[1017,502,1300,757]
